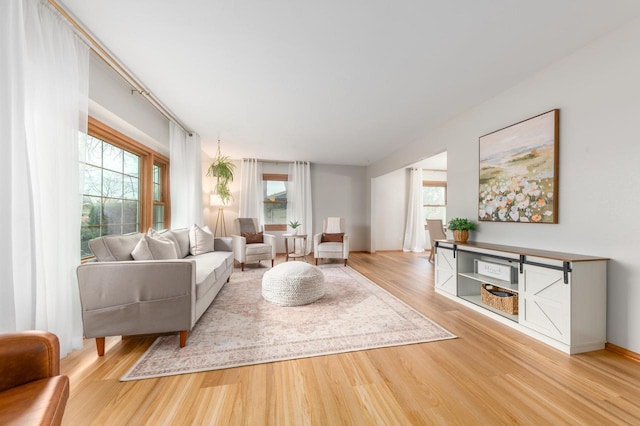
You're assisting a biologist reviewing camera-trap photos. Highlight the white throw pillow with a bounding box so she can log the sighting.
[131,234,179,260]
[189,224,215,256]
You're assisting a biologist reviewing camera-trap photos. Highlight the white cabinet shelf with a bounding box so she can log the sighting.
[457,272,518,293]
[434,240,608,355]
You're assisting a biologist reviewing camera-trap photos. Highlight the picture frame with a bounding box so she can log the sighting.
[478,109,559,223]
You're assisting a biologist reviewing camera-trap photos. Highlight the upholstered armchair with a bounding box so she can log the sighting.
[0,331,69,425]
[232,218,276,271]
[314,217,349,266]
[426,219,447,262]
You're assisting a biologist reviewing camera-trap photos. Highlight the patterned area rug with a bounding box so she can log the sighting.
[121,264,456,381]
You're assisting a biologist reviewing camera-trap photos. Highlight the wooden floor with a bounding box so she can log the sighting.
[61,252,640,425]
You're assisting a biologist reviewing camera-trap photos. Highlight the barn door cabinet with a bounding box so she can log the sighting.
[434,240,608,354]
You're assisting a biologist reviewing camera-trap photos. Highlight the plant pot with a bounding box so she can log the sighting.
[291,228,298,235]
[453,230,469,243]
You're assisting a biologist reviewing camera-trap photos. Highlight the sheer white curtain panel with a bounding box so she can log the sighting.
[287,161,313,254]
[170,124,203,228]
[403,168,426,252]
[0,0,89,356]
[239,159,264,226]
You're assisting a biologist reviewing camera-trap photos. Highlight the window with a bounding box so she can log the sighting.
[152,161,169,230]
[80,118,170,258]
[263,173,288,231]
[423,180,447,223]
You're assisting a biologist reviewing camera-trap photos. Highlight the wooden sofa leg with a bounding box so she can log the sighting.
[227,275,230,283]
[271,259,274,267]
[241,263,245,271]
[344,259,348,266]
[315,259,318,265]
[179,331,188,348]
[96,337,105,356]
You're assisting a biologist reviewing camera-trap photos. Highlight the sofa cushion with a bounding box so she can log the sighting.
[89,233,141,262]
[131,235,179,260]
[165,228,191,258]
[317,242,344,253]
[189,225,215,256]
[246,243,272,256]
[186,251,233,299]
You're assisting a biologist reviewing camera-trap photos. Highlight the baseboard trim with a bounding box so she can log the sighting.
[606,342,640,362]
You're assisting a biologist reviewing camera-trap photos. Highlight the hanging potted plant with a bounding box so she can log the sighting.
[206,140,235,205]
[447,217,477,243]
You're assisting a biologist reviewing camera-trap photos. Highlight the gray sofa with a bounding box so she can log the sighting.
[76,228,233,356]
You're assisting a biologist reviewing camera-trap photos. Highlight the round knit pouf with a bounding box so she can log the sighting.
[262,262,325,306]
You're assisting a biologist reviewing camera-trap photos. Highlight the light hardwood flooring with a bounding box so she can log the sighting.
[61,251,640,425]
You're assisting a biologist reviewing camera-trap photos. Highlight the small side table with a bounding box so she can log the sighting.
[283,234,308,262]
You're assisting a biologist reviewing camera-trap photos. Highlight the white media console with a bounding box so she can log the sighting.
[434,240,608,354]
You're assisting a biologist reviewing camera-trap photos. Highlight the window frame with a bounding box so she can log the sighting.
[82,117,170,259]
[263,173,288,231]
[422,180,447,228]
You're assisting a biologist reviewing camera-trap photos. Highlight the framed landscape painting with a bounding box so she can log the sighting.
[478,109,559,223]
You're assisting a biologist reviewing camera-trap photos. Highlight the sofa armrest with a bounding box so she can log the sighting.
[214,237,232,252]
[263,233,276,259]
[0,331,60,392]
[342,234,350,258]
[76,260,197,337]
[313,233,322,256]
[231,234,247,262]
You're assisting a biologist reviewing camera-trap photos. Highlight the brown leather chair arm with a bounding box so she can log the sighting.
[0,331,60,393]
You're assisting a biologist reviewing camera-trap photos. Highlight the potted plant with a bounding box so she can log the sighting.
[206,142,235,205]
[288,220,301,235]
[447,217,477,243]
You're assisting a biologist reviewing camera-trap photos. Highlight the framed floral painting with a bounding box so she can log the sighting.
[478,109,559,223]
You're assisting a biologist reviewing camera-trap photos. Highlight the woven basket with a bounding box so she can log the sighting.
[480,284,518,315]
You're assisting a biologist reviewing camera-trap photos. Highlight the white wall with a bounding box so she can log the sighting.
[311,164,368,252]
[367,18,640,353]
[88,53,169,153]
[372,168,406,250]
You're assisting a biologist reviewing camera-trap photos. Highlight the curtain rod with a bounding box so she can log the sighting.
[48,0,194,137]
[244,158,310,165]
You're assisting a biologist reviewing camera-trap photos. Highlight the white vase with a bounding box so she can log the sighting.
[291,228,298,235]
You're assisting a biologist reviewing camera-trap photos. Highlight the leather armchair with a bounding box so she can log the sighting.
[0,331,69,425]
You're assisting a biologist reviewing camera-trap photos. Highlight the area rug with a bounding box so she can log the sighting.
[121,264,456,381]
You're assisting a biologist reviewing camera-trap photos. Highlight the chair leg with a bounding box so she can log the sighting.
[227,275,230,283]
[271,259,274,267]
[315,259,318,265]
[95,337,105,356]
[179,330,188,348]
[344,259,348,266]
[429,250,434,262]
[241,263,245,271]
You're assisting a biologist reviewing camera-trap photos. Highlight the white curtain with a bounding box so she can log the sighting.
[170,124,203,228]
[403,168,425,252]
[287,161,313,254]
[1,0,89,356]
[239,159,264,225]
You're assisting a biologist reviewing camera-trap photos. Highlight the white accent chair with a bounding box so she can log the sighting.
[426,219,447,262]
[232,218,276,271]
[313,217,349,266]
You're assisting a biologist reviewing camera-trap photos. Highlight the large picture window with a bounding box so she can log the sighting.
[263,173,288,231]
[80,118,170,258]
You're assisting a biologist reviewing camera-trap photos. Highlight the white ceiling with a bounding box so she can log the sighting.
[59,0,640,165]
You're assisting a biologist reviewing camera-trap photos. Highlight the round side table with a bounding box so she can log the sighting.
[283,234,308,262]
